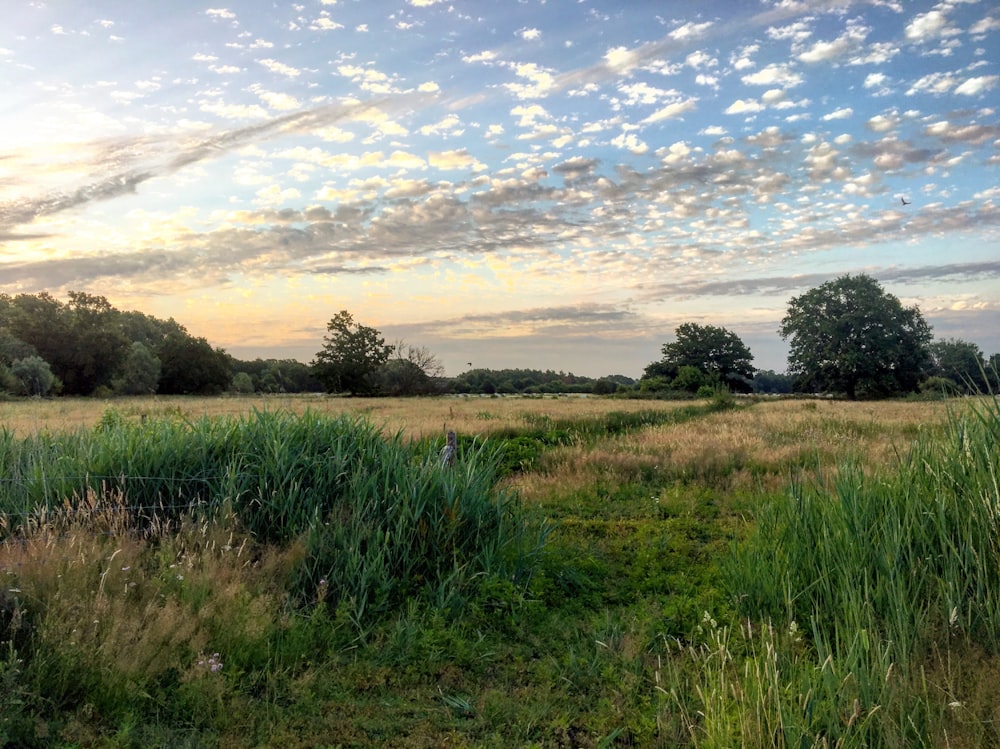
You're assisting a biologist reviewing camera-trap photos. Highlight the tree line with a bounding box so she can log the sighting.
[0,275,996,399]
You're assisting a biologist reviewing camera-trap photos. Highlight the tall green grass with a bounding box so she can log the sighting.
[0,409,546,629]
[717,396,1000,746]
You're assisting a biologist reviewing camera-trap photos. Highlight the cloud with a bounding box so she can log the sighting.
[798,22,868,64]
[311,17,344,31]
[642,97,698,124]
[822,107,853,121]
[0,96,425,230]
[462,50,497,64]
[258,58,301,77]
[519,28,541,41]
[428,149,484,170]
[611,132,649,154]
[252,87,302,111]
[742,63,803,88]
[904,9,956,42]
[725,98,765,115]
[953,75,999,96]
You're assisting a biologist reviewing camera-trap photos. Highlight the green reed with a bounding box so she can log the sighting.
[718,396,1000,746]
[0,409,546,630]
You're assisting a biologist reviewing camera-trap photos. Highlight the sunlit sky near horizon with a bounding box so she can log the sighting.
[2,0,998,378]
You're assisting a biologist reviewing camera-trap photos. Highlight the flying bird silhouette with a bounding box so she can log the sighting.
[901,197,911,205]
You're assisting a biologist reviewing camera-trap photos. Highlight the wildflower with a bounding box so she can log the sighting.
[197,652,224,673]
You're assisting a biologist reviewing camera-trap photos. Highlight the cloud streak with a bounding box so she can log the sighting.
[0,94,433,230]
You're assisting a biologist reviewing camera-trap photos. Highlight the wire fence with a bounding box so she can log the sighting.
[0,473,248,532]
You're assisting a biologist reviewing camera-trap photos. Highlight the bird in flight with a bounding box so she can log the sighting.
[901,197,911,205]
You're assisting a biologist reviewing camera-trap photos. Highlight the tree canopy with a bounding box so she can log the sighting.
[312,311,393,395]
[780,274,932,399]
[925,338,988,394]
[645,323,755,393]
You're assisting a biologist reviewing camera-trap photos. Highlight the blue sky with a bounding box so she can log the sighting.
[1,0,998,377]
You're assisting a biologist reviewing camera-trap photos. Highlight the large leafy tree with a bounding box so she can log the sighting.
[312,311,393,395]
[114,341,162,395]
[3,292,129,395]
[780,274,932,399]
[10,355,58,396]
[157,333,232,395]
[646,323,755,393]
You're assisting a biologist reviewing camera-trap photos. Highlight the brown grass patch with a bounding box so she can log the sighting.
[511,398,953,501]
[0,393,697,441]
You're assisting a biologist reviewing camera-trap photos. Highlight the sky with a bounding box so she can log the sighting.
[1,0,998,378]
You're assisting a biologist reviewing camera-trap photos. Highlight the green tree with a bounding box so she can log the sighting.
[648,323,755,393]
[753,369,794,394]
[780,274,932,399]
[672,364,712,393]
[11,356,57,396]
[118,310,188,348]
[114,341,161,395]
[375,342,445,396]
[53,292,129,395]
[312,311,393,395]
[0,332,37,366]
[157,333,232,395]
[231,371,255,394]
[925,338,987,394]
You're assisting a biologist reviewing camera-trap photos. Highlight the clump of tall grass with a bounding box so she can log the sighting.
[721,396,1000,745]
[0,410,547,631]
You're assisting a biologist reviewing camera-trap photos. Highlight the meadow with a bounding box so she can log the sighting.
[1,393,997,748]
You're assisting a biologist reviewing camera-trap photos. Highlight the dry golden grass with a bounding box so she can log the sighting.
[0,393,695,441]
[510,398,955,500]
[0,490,290,692]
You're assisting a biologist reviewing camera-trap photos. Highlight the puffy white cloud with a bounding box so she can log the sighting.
[866,111,900,132]
[511,104,549,127]
[429,149,485,171]
[725,98,764,115]
[864,72,888,88]
[742,63,803,88]
[905,10,956,42]
[254,89,301,111]
[462,50,497,64]
[604,46,643,74]
[519,28,541,41]
[611,132,648,154]
[970,15,1000,35]
[311,17,344,31]
[953,75,999,96]
[258,58,301,77]
[669,21,712,41]
[822,107,853,121]
[907,71,958,95]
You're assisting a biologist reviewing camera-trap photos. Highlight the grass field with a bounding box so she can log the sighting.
[1,393,997,748]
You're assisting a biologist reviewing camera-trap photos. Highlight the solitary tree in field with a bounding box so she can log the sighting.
[646,323,755,393]
[312,311,393,395]
[780,274,932,399]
